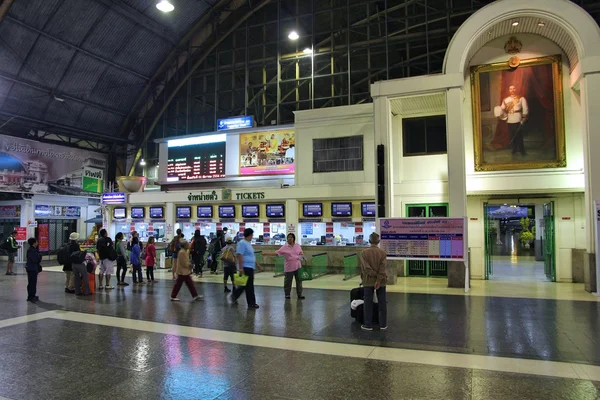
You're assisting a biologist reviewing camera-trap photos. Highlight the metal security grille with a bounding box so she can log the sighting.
[313,135,363,172]
[36,219,77,255]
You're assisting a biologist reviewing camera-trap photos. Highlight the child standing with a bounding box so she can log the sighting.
[221,239,237,293]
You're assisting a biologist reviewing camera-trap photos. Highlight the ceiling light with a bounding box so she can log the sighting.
[140,159,147,166]
[156,0,174,12]
[538,21,545,27]
[288,31,299,40]
[303,48,313,54]
[512,21,519,27]
[53,95,65,102]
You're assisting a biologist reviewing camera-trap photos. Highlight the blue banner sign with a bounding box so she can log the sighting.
[217,116,254,131]
[102,192,126,204]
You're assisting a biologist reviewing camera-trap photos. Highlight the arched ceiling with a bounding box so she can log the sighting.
[0,0,218,150]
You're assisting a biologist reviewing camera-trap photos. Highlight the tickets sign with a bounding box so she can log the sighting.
[378,217,466,261]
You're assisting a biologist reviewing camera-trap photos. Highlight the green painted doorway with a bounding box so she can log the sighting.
[405,203,449,277]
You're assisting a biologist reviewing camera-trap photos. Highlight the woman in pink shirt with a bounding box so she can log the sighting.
[145,237,158,283]
[275,233,305,300]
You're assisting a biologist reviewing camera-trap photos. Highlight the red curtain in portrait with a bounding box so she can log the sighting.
[489,64,555,149]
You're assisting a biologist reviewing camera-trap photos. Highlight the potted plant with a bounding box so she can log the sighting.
[519,217,534,248]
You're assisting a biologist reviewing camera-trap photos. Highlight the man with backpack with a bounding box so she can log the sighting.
[3,231,20,276]
[169,229,184,280]
[208,231,223,274]
[190,230,207,277]
[96,229,116,290]
[58,232,80,293]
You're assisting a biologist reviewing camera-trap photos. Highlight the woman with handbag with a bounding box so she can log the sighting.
[25,237,42,302]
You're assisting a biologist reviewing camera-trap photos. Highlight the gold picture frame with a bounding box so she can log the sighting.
[471,55,566,171]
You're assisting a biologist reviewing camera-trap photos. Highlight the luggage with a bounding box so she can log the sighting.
[350,287,379,324]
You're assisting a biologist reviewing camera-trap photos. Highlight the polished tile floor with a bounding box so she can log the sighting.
[1,268,600,399]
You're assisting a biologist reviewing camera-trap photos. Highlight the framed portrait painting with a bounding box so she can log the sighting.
[470,55,566,171]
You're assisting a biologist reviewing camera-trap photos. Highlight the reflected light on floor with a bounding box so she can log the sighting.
[510,235,518,264]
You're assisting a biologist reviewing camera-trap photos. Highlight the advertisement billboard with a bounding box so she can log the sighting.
[0,134,106,195]
[239,129,295,175]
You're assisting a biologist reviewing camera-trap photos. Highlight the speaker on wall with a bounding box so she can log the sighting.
[376,144,385,218]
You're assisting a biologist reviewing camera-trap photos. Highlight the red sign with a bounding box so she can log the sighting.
[38,224,49,252]
[15,227,27,241]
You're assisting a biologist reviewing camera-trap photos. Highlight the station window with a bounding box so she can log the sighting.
[313,135,364,173]
[402,115,447,156]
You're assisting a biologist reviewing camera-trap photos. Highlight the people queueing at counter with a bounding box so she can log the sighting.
[23,228,389,332]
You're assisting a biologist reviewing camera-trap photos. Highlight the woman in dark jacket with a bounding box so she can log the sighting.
[25,237,42,302]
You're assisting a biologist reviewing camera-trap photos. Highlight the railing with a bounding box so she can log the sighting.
[273,255,285,277]
[343,253,359,281]
[311,253,328,279]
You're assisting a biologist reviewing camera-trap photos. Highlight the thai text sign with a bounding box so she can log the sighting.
[378,217,466,261]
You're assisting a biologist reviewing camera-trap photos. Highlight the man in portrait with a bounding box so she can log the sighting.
[494,85,529,155]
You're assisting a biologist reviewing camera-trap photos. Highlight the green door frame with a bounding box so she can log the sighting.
[405,203,449,277]
[483,202,493,280]
[543,201,556,282]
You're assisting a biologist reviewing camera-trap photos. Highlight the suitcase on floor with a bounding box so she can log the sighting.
[350,287,379,324]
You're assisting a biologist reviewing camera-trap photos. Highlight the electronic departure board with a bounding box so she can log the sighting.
[219,206,235,218]
[167,134,226,182]
[113,208,126,219]
[242,205,259,218]
[303,203,323,217]
[332,202,352,217]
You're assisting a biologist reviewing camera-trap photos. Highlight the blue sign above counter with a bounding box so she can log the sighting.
[102,192,126,204]
[217,116,254,131]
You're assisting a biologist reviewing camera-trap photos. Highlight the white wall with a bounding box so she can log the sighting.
[294,104,375,188]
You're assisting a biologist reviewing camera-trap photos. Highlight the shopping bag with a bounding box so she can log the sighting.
[233,273,249,287]
[298,267,313,281]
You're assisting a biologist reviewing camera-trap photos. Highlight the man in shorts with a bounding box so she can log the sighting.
[96,229,115,290]
[5,231,20,276]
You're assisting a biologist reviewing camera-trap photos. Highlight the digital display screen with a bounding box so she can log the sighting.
[242,205,259,218]
[113,207,126,219]
[197,206,213,218]
[167,134,226,182]
[303,203,323,217]
[149,207,163,219]
[332,202,352,217]
[131,207,145,219]
[176,207,191,219]
[266,204,285,218]
[361,202,376,217]
[219,205,235,218]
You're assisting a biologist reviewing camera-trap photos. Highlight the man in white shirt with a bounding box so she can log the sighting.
[498,85,529,155]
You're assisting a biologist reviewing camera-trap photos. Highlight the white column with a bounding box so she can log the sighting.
[581,73,600,253]
[22,200,34,238]
[445,87,467,218]
[165,202,175,239]
[373,96,394,217]
[286,199,298,236]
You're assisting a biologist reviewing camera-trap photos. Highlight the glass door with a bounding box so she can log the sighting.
[543,201,556,282]
[483,202,493,280]
[406,203,448,277]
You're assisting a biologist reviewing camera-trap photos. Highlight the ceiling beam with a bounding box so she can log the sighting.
[0,111,130,144]
[6,16,150,81]
[0,72,127,116]
[0,0,15,24]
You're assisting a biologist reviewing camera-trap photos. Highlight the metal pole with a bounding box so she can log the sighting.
[347,0,351,105]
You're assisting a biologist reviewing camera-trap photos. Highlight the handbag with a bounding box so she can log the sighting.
[298,267,313,281]
[233,273,248,287]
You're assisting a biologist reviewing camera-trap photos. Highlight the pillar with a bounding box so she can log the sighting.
[373,96,395,217]
[445,87,468,288]
[165,202,175,240]
[580,72,600,293]
[286,199,298,237]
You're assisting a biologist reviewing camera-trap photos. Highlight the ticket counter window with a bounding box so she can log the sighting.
[173,222,194,241]
[113,222,129,239]
[244,223,264,244]
[269,223,287,244]
[221,222,240,239]
[199,223,216,239]
[135,223,150,241]
[333,222,356,246]
[361,221,377,246]
[152,222,166,241]
[299,223,326,246]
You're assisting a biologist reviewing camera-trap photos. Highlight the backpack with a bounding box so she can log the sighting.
[221,247,235,263]
[57,243,70,265]
[209,238,220,254]
[70,251,87,264]
[192,237,206,255]
[1,238,12,252]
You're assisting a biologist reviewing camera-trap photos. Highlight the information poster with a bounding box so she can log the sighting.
[239,129,295,175]
[38,224,49,252]
[378,218,466,260]
[15,227,26,241]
